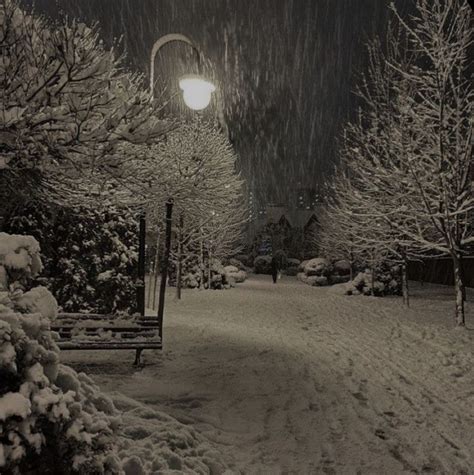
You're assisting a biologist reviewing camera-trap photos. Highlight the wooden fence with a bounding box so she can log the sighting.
[408,257,474,288]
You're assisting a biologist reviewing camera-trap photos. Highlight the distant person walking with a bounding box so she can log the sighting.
[271,255,279,284]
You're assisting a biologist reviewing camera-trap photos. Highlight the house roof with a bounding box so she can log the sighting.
[265,205,321,229]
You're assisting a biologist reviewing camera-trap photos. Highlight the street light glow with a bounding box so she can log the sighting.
[179,74,216,110]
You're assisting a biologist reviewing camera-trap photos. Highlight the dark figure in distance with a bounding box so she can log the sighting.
[271,255,279,283]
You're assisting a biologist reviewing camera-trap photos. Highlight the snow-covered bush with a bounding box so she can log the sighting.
[227,259,241,269]
[328,274,351,285]
[235,254,253,267]
[227,257,252,273]
[334,266,400,297]
[298,260,309,272]
[285,266,299,276]
[254,255,272,274]
[351,271,386,296]
[297,272,308,284]
[224,266,247,284]
[298,257,353,286]
[287,258,301,268]
[293,257,332,287]
[182,271,200,289]
[307,275,329,286]
[0,232,122,473]
[170,256,238,290]
[333,259,351,276]
[304,258,332,277]
[0,234,42,289]
[5,203,139,314]
[297,258,332,286]
[1,232,229,473]
[224,265,238,274]
[0,233,230,475]
[297,273,328,287]
[207,258,229,289]
[284,258,300,276]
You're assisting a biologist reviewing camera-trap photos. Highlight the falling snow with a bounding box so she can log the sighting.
[22,0,413,204]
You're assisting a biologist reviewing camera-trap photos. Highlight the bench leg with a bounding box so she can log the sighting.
[134,349,143,366]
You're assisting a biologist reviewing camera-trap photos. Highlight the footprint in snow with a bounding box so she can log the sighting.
[351,390,368,405]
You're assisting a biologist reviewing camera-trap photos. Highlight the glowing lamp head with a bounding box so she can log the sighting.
[179,74,216,110]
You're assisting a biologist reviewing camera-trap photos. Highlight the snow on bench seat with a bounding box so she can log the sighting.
[52,312,162,364]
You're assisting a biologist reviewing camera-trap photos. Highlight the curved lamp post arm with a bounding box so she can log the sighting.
[150,33,201,97]
[150,33,229,137]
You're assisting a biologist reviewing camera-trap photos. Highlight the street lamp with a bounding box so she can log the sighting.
[149,33,216,104]
[179,74,216,111]
[145,33,216,343]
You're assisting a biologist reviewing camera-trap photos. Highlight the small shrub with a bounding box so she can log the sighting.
[285,266,299,276]
[254,255,273,274]
[304,258,332,277]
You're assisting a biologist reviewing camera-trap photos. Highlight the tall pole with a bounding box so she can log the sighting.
[150,34,223,342]
[137,213,146,316]
[157,199,173,341]
[150,35,197,343]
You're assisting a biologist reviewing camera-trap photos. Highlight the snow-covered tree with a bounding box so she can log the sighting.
[146,120,246,296]
[318,178,361,282]
[0,0,169,213]
[389,0,473,324]
[322,0,472,316]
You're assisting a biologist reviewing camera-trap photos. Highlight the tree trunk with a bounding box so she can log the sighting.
[199,230,204,290]
[459,255,466,302]
[147,265,153,309]
[147,229,160,308]
[401,261,409,307]
[151,229,161,310]
[371,266,375,296]
[208,248,212,290]
[176,213,184,300]
[452,254,465,326]
[137,213,146,316]
[349,248,354,281]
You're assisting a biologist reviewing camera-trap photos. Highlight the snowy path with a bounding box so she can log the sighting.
[63,276,474,474]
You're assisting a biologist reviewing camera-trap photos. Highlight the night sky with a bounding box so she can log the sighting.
[24,0,413,205]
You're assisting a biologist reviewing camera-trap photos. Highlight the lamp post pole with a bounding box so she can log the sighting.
[149,33,211,343]
[137,214,146,316]
[146,33,224,343]
[157,198,173,339]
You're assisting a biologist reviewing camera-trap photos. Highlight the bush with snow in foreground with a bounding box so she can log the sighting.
[297,257,336,286]
[0,233,228,473]
[224,265,247,284]
[0,232,122,473]
[329,269,400,297]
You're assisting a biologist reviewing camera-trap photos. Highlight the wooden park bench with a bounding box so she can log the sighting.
[51,313,162,365]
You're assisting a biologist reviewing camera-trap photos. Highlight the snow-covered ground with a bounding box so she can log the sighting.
[62,275,474,474]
